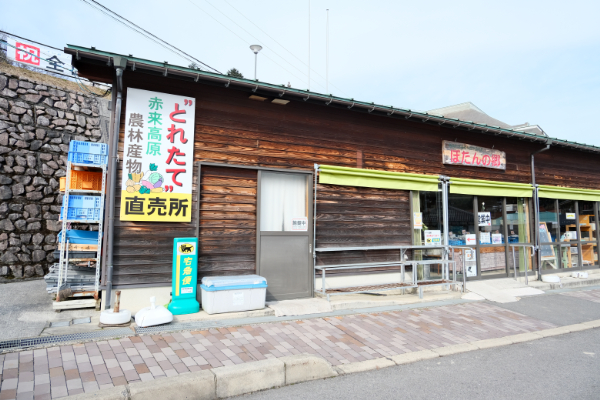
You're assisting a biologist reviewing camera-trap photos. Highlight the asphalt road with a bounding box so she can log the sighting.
[237,328,600,400]
[237,291,600,400]
[491,290,600,326]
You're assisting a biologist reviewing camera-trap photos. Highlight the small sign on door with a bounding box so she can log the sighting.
[465,234,477,245]
[465,249,477,277]
[478,212,491,226]
[424,230,441,246]
[413,212,423,229]
[291,217,308,231]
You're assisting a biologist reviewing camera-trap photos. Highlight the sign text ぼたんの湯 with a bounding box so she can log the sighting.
[442,141,506,170]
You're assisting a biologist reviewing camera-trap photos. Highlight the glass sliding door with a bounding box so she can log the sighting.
[578,201,598,267]
[559,200,579,268]
[506,197,532,275]
[539,198,561,270]
[478,196,506,277]
[413,189,444,280]
[448,193,476,280]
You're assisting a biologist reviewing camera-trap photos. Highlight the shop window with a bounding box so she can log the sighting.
[477,196,504,245]
[478,196,505,277]
[506,197,531,273]
[507,245,533,274]
[559,200,577,242]
[413,190,444,280]
[447,194,475,278]
[538,198,558,242]
[540,245,560,270]
[259,172,307,231]
[506,197,530,243]
[557,200,580,268]
[448,194,475,246]
[578,201,598,266]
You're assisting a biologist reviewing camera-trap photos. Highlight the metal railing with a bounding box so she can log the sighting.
[509,244,537,285]
[314,244,462,300]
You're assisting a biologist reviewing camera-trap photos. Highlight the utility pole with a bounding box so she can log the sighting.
[308,0,311,90]
[326,9,329,93]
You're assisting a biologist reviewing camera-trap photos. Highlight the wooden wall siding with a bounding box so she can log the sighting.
[110,178,197,286]
[198,166,257,277]
[315,184,411,273]
[78,62,600,189]
[74,62,600,287]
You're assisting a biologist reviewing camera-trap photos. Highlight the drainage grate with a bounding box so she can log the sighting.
[0,328,134,353]
[135,320,226,335]
[49,320,71,328]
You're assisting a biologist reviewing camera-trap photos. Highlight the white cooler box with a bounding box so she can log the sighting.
[200,275,267,315]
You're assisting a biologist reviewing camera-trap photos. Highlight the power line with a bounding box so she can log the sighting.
[222,1,346,96]
[78,0,190,66]
[0,30,63,52]
[186,0,314,89]
[202,0,316,85]
[79,0,221,73]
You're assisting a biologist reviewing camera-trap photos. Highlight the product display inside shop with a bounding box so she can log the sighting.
[539,198,599,270]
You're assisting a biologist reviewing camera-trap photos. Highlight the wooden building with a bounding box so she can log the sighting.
[66,45,600,310]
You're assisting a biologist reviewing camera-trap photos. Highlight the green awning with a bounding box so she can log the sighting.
[450,178,533,197]
[538,185,600,201]
[318,165,439,191]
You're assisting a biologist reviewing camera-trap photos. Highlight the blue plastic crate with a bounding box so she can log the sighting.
[57,230,100,244]
[68,152,108,166]
[69,140,108,155]
[60,207,101,221]
[62,195,101,209]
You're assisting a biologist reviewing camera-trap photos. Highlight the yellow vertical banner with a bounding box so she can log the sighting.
[120,88,195,222]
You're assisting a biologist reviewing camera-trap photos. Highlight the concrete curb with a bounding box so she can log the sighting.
[63,320,600,399]
[129,370,215,400]
[280,354,337,385]
[432,342,479,356]
[335,357,395,374]
[213,358,284,398]
[390,349,439,364]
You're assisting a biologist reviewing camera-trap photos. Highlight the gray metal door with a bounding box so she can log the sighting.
[257,171,313,301]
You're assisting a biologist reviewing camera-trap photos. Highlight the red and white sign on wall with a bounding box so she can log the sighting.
[6,38,73,75]
[442,141,506,170]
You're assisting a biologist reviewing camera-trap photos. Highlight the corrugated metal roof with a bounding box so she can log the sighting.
[64,44,600,155]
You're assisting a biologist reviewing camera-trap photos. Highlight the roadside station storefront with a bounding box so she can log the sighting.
[65,45,600,311]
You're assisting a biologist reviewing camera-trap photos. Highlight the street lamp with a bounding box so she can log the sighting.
[249,44,262,80]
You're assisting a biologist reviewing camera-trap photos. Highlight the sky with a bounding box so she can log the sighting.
[2,0,599,145]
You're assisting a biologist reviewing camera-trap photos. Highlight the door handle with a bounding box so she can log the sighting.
[309,244,312,254]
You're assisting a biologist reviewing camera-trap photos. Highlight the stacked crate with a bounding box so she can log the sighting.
[49,140,108,310]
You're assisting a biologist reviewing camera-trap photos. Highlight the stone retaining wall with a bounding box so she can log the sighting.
[0,66,111,280]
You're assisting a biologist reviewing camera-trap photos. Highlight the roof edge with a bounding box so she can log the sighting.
[64,45,600,155]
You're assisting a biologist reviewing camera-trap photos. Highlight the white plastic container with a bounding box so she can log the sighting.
[201,275,267,315]
[135,296,173,327]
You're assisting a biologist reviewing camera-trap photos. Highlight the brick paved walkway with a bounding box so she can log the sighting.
[560,288,600,304]
[0,302,555,400]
